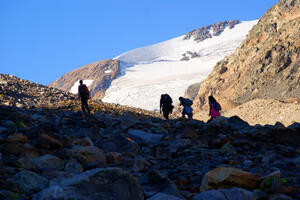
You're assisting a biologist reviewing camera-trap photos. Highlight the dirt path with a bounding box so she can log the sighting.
[194,98,300,126]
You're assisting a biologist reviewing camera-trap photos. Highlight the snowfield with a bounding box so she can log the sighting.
[70,80,94,94]
[102,20,258,111]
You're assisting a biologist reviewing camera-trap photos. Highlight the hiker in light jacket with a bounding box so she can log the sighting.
[179,97,193,119]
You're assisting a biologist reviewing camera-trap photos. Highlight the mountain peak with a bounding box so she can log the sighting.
[183,20,240,42]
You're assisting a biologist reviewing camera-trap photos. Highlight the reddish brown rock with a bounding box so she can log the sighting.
[4,142,24,155]
[7,134,28,143]
[182,126,198,139]
[69,146,107,168]
[37,134,63,150]
[106,152,123,164]
[200,167,262,191]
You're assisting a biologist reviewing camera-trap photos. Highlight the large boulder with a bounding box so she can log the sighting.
[36,134,63,150]
[13,170,49,193]
[33,168,144,200]
[127,129,164,145]
[7,133,28,143]
[68,146,106,169]
[193,187,254,200]
[0,190,17,200]
[32,154,64,171]
[101,134,140,154]
[200,167,262,191]
[148,192,185,200]
[146,170,184,199]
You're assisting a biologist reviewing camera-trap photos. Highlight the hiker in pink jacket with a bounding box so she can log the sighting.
[208,95,221,120]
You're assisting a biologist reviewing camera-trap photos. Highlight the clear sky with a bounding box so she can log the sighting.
[0,0,278,85]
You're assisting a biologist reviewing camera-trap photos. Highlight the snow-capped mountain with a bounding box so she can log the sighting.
[102,20,258,110]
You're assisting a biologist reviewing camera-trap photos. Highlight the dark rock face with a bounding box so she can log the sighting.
[193,0,300,111]
[49,59,120,99]
[183,20,240,42]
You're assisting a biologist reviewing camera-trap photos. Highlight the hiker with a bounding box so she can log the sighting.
[179,97,193,119]
[78,80,90,116]
[160,94,174,120]
[208,95,221,120]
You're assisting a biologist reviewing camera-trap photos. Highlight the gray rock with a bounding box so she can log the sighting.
[13,170,49,193]
[68,146,106,169]
[221,143,237,156]
[64,159,83,174]
[32,154,64,171]
[33,167,144,200]
[193,187,254,200]
[148,192,185,200]
[0,126,7,134]
[127,129,164,145]
[147,170,184,199]
[0,190,16,200]
[101,134,140,154]
[269,194,294,200]
[287,122,300,130]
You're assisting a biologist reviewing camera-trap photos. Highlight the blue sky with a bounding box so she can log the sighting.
[0,0,278,85]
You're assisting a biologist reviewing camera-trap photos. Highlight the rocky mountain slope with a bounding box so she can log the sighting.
[193,0,300,112]
[49,59,120,99]
[0,74,76,109]
[0,75,300,200]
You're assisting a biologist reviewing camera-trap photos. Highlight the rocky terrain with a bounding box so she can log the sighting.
[0,75,300,200]
[0,74,76,109]
[183,20,240,42]
[192,0,300,112]
[49,59,120,99]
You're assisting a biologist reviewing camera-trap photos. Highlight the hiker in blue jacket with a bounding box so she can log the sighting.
[179,97,193,119]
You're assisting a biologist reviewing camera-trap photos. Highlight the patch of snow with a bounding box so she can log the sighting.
[70,80,94,94]
[103,20,258,110]
[104,70,112,74]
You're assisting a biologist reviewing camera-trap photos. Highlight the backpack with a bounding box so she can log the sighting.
[214,102,221,111]
[79,84,89,98]
[163,94,173,105]
[183,98,193,106]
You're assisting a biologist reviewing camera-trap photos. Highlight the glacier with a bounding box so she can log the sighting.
[102,20,258,111]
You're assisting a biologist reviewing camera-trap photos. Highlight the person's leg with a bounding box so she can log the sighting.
[163,110,169,120]
[86,101,90,114]
[81,100,86,115]
[182,110,186,118]
[81,99,88,115]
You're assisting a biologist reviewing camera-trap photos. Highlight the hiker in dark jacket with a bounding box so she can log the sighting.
[208,95,221,120]
[179,96,193,119]
[78,80,90,115]
[160,94,174,120]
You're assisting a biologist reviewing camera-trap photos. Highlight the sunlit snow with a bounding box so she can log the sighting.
[102,20,258,111]
[70,80,94,94]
